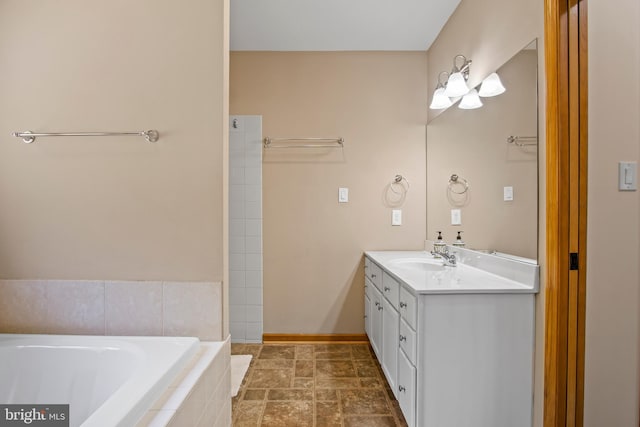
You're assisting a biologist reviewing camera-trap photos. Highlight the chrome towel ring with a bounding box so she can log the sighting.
[448,174,469,194]
[390,174,410,195]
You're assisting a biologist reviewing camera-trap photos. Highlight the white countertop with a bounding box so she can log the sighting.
[365,250,539,295]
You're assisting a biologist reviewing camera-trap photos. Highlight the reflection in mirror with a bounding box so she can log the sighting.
[427,40,538,261]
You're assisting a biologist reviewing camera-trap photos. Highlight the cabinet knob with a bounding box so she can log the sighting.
[375,302,379,307]
[399,335,406,342]
[384,286,390,292]
[378,306,383,311]
[398,385,406,393]
[399,302,407,308]
[371,274,377,278]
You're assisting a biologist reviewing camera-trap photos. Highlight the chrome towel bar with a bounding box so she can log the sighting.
[263,137,344,149]
[12,130,159,144]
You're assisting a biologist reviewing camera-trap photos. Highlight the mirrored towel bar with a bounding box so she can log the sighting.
[12,130,159,144]
[506,135,537,147]
[263,137,344,149]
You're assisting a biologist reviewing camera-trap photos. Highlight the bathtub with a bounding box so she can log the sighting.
[0,334,201,427]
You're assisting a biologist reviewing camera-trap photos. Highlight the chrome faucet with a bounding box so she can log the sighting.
[431,249,457,267]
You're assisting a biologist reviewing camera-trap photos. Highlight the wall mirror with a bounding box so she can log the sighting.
[426,39,538,262]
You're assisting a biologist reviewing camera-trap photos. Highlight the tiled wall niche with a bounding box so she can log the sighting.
[0,280,222,341]
[229,115,263,343]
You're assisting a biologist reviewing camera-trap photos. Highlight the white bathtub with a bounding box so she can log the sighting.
[0,334,200,427]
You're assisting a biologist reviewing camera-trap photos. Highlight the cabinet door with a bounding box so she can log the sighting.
[370,285,383,358]
[364,284,371,337]
[381,297,399,399]
[397,349,416,427]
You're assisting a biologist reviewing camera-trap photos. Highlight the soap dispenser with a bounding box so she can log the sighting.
[452,231,465,248]
[433,231,447,254]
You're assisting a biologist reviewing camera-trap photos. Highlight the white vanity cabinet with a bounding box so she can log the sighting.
[364,258,401,396]
[364,251,537,427]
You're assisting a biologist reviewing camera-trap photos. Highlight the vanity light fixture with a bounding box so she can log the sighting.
[478,72,506,97]
[458,88,483,109]
[429,71,453,110]
[444,54,472,98]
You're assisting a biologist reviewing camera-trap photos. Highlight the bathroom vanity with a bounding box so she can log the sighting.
[364,249,538,427]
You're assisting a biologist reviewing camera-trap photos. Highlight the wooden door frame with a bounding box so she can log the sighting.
[543,0,588,426]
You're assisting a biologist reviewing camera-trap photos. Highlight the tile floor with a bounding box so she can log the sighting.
[231,342,408,427]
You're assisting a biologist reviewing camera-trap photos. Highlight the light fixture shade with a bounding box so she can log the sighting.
[459,89,483,109]
[478,72,506,97]
[444,72,470,97]
[429,87,453,109]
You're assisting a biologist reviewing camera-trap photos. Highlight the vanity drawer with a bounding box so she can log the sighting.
[364,257,382,290]
[399,286,417,330]
[381,272,400,309]
[399,317,417,366]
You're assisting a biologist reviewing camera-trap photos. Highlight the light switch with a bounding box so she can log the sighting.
[338,187,349,203]
[392,209,402,226]
[451,209,462,225]
[504,186,514,201]
[619,162,637,191]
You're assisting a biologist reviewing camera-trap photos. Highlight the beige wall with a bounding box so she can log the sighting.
[427,49,538,260]
[230,52,427,334]
[425,0,545,425]
[0,0,228,284]
[585,0,640,425]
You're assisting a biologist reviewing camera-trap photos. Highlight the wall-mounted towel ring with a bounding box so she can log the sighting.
[390,174,410,195]
[448,174,469,194]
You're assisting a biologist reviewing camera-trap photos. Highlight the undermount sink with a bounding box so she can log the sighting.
[389,257,447,272]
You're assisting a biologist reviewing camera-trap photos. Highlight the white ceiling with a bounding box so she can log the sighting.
[230,0,463,51]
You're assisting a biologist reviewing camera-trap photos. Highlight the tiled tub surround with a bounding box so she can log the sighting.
[0,280,222,341]
[364,250,539,427]
[137,339,231,427]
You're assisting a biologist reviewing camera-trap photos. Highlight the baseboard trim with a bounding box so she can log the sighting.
[262,333,369,343]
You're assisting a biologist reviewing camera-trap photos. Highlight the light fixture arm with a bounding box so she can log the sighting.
[436,71,450,89]
[451,54,472,80]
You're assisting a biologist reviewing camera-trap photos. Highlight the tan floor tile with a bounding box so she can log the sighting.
[315,389,338,401]
[295,345,314,359]
[343,416,398,427]
[356,364,379,377]
[247,369,292,388]
[295,360,314,377]
[232,343,406,427]
[292,378,314,389]
[351,344,373,359]
[315,401,342,427]
[316,359,357,378]
[233,400,264,426]
[267,389,314,401]
[316,378,361,389]
[341,389,391,415]
[314,344,351,353]
[360,377,383,388]
[253,359,295,369]
[259,345,295,359]
[243,389,267,400]
[315,351,351,360]
[261,401,313,427]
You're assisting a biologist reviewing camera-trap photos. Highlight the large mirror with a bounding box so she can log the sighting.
[427,40,538,261]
